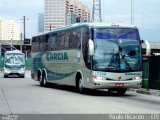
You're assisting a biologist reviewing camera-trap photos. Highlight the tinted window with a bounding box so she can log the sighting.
[68,28,81,49]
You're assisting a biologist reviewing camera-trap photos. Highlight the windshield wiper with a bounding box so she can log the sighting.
[119,46,132,70]
[120,57,132,70]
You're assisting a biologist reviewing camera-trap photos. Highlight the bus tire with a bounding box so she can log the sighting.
[76,77,85,94]
[39,72,48,87]
[42,74,48,87]
[20,74,25,78]
[4,75,8,78]
[39,74,43,87]
[116,88,127,95]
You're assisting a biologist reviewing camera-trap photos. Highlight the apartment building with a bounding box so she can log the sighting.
[0,18,20,40]
[44,0,91,32]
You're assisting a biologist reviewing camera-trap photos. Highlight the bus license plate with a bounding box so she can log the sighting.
[11,70,18,73]
[115,83,124,87]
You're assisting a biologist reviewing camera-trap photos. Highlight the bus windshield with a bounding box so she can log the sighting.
[93,28,142,72]
[5,53,25,67]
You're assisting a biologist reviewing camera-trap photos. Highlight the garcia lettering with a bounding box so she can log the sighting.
[46,52,68,61]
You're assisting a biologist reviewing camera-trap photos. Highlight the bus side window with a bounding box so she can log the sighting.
[68,29,74,49]
[31,38,36,53]
[65,30,70,49]
[45,35,49,51]
[48,33,57,51]
[33,37,39,52]
[39,36,45,51]
[57,31,65,50]
[68,28,81,49]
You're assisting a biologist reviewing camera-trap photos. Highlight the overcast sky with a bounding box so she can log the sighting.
[0,0,160,42]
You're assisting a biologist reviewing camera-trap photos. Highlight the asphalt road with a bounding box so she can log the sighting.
[0,70,160,115]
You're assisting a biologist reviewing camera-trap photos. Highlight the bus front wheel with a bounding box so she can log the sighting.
[77,78,85,94]
[4,74,8,78]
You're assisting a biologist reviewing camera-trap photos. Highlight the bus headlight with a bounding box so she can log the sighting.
[20,68,25,72]
[92,75,103,80]
[4,68,9,73]
[134,76,142,80]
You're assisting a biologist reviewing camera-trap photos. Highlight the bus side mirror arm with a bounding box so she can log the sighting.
[141,40,151,56]
[88,39,94,56]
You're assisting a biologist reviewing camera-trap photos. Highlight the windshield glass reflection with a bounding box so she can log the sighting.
[5,54,25,66]
[93,28,142,72]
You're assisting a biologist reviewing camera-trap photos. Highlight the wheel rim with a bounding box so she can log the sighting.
[78,79,83,92]
[43,76,46,85]
[39,75,43,86]
[39,75,42,82]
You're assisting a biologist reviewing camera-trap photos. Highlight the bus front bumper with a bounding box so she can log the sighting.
[87,79,142,89]
[4,68,25,77]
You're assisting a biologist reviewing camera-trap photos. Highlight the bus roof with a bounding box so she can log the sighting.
[5,50,23,55]
[33,22,137,37]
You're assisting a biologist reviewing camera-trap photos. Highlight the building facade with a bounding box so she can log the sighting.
[0,18,20,40]
[38,13,44,33]
[44,0,91,32]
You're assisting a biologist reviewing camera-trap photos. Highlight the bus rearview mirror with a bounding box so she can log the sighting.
[88,39,94,56]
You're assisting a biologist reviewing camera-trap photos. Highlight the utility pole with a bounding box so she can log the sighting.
[20,16,29,41]
[92,0,102,22]
[131,0,134,24]
[20,33,23,52]
[20,16,29,53]
[11,24,14,51]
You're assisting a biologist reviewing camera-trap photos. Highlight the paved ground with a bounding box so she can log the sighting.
[130,88,160,96]
[1,70,160,120]
[0,71,160,116]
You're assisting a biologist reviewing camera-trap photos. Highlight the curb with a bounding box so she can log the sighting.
[129,88,160,96]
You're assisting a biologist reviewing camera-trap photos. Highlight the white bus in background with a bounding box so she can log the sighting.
[31,22,150,95]
[3,50,25,78]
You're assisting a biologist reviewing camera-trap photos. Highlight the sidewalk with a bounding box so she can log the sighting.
[129,88,160,96]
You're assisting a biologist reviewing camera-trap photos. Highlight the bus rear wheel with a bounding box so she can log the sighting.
[43,75,48,87]
[39,74,43,87]
[40,74,48,87]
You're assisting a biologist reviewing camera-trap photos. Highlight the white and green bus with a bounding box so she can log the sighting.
[31,23,150,95]
[3,50,25,78]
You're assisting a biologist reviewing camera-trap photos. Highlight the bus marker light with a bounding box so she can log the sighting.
[115,83,124,87]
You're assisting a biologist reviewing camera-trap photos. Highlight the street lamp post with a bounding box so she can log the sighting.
[11,24,14,51]
[20,33,23,52]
